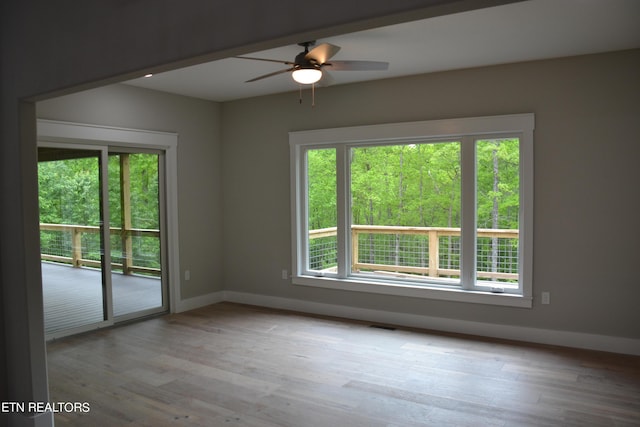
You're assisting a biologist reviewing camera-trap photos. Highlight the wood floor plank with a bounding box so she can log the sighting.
[46,302,640,426]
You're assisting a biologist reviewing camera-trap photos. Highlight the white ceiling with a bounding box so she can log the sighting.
[124,0,640,102]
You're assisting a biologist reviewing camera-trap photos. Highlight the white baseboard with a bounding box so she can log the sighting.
[175,291,225,313]
[222,291,640,356]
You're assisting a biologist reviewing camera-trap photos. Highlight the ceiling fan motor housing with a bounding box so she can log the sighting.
[295,46,320,70]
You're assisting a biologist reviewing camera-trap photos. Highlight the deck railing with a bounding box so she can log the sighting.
[309,225,519,281]
[39,223,160,276]
[40,223,517,281]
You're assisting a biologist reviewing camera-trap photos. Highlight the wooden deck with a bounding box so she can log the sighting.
[46,302,640,426]
[42,262,164,335]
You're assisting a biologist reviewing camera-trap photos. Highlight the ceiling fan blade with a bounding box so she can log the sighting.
[324,60,389,71]
[246,68,294,83]
[236,56,295,66]
[306,43,341,65]
[317,70,335,87]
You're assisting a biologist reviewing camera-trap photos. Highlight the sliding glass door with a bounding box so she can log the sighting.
[108,150,167,320]
[38,144,168,338]
[38,145,112,335]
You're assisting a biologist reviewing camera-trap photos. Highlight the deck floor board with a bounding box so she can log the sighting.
[42,262,163,334]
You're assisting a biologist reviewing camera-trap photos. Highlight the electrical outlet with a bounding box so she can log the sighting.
[541,292,550,305]
[184,270,190,281]
[282,269,288,280]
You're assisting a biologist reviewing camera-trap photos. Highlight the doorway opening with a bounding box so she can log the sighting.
[37,120,179,338]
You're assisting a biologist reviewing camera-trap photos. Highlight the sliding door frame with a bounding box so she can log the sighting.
[38,142,114,338]
[37,120,181,318]
[109,147,170,322]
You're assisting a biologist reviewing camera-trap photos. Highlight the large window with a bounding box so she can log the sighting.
[290,114,534,307]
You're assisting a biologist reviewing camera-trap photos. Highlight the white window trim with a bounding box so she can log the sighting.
[290,113,534,308]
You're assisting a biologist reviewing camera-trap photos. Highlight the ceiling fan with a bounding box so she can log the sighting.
[236,41,389,86]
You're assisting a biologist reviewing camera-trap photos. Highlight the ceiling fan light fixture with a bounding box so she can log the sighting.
[292,67,322,84]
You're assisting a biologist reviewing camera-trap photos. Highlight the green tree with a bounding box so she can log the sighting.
[307,148,336,230]
[307,139,519,277]
[38,152,162,271]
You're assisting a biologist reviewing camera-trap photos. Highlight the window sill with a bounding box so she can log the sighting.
[292,275,532,308]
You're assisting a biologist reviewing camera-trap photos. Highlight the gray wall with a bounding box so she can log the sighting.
[37,84,223,300]
[221,49,640,339]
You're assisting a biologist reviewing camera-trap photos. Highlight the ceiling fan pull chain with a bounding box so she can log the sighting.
[299,85,303,104]
[312,83,315,108]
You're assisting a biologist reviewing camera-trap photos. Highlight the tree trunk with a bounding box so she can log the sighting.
[395,149,404,267]
[491,143,500,278]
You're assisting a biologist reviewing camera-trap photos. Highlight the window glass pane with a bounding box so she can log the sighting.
[476,138,520,287]
[38,150,106,334]
[307,148,337,272]
[350,143,461,284]
[109,153,164,317]
[108,153,161,276]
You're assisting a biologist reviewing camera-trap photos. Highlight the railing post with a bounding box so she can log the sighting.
[120,154,133,274]
[72,227,82,267]
[351,227,359,272]
[428,229,439,277]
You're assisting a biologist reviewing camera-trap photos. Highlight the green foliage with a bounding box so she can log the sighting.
[38,152,161,270]
[476,139,519,229]
[38,157,101,226]
[307,139,519,230]
[307,139,521,278]
[108,154,160,229]
[307,148,337,230]
[39,153,160,228]
[346,143,462,270]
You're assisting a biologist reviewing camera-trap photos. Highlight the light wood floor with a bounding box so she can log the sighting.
[46,302,640,426]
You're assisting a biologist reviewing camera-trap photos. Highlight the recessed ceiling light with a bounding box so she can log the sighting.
[144,73,153,78]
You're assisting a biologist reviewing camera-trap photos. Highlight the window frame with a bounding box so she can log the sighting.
[290,114,534,308]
